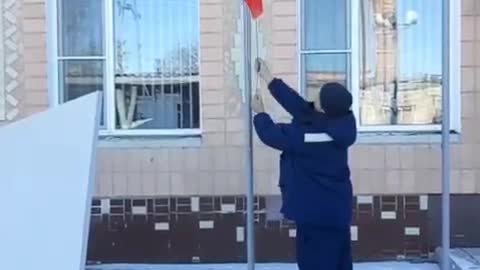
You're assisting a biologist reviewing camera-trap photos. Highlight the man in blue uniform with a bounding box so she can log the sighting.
[252,58,357,270]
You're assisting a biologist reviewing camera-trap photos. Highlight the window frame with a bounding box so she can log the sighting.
[47,0,203,137]
[298,0,461,133]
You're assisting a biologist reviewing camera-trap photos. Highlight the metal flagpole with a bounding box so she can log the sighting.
[441,0,451,269]
[242,1,255,270]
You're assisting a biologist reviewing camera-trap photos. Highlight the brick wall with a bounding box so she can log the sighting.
[96,0,480,197]
[86,194,480,263]
[1,0,478,196]
[22,0,48,117]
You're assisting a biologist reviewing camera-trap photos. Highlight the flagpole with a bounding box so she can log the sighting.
[441,0,451,269]
[242,1,256,270]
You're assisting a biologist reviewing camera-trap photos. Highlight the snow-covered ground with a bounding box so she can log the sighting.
[87,262,439,270]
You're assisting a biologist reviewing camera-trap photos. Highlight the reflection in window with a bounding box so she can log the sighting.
[59,60,104,102]
[302,0,348,50]
[301,0,350,105]
[114,0,200,130]
[303,54,348,101]
[59,60,106,126]
[359,0,442,126]
[57,0,105,126]
[58,0,104,57]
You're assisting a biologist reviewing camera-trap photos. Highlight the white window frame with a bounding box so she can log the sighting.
[298,0,461,133]
[46,0,202,137]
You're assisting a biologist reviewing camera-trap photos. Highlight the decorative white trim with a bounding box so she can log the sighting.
[221,204,236,213]
[351,226,358,241]
[2,0,19,121]
[191,197,200,212]
[132,206,147,215]
[6,108,18,120]
[357,195,373,204]
[420,195,429,210]
[199,220,214,229]
[236,227,245,242]
[6,94,17,107]
[381,211,397,220]
[100,199,110,214]
[405,227,420,236]
[154,222,170,231]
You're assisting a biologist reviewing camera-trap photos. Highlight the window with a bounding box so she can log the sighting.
[50,0,200,136]
[299,0,460,132]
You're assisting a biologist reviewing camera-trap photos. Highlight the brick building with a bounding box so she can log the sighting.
[0,0,479,263]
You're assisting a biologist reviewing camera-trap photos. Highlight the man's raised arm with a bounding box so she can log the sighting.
[256,58,312,118]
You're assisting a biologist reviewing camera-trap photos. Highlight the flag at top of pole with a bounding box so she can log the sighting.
[245,0,263,19]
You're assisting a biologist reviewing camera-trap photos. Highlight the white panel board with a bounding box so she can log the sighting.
[0,92,101,270]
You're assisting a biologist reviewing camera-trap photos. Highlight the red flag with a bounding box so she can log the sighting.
[245,0,263,19]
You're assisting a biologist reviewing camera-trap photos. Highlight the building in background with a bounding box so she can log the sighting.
[0,0,478,263]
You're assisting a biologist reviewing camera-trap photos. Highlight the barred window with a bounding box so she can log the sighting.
[300,0,460,132]
[54,0,200,135]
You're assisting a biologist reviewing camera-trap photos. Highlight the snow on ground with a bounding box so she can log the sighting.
[87,262,439,270]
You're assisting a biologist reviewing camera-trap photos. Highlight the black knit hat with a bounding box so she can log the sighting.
[319,82,352,118]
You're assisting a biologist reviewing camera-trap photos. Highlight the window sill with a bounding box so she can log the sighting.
[98,134,202,148]
[98,129,201,137]
[96,131,460,148]
[357,131,461,144]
